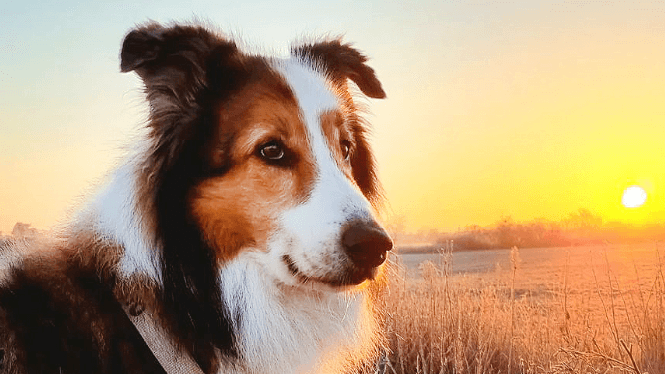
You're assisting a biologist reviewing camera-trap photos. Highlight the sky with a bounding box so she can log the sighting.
[1,1,664,234]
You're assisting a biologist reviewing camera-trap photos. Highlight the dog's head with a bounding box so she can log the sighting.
[121,23,391,290]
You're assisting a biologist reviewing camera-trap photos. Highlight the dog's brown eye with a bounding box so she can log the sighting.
[259,141,285,161]
[341,140,351,161]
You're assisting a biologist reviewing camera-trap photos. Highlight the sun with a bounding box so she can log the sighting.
[621,185,648,208]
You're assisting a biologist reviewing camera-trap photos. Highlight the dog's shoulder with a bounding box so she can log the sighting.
[0,237,166,374]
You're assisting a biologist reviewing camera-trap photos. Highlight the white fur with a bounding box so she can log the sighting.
[217,253,377,374]
[268,58,377,285]
[85,152,162,283]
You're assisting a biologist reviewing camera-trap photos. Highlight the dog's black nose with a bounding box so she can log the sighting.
[342,223,393,268]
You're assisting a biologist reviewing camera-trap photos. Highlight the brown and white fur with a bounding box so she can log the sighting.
[0,22,391,374]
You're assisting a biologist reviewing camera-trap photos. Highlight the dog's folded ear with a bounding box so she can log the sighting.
[120,23,241,106]
[120,24,166,73]
[292,40,386,99]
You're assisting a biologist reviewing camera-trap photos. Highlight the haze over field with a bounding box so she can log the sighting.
[2,1,664,234]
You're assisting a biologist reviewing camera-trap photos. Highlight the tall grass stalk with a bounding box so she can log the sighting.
[508,246,521,374]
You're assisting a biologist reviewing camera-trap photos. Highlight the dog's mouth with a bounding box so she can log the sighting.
[282,255,378,288]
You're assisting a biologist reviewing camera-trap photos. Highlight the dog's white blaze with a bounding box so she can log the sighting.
[89,159,162,282]
[270,58,375,280]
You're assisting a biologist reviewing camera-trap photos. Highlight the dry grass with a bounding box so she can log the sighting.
[363,245,665,374]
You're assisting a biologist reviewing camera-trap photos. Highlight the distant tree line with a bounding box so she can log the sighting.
[433,209,665,251]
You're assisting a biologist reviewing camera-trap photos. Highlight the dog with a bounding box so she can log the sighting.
[0,22,392,374]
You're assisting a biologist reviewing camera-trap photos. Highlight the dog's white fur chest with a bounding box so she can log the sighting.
[217,254,378,373]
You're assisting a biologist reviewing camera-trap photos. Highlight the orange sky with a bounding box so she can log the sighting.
[1,1,664,234]
[373,22,665,231]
